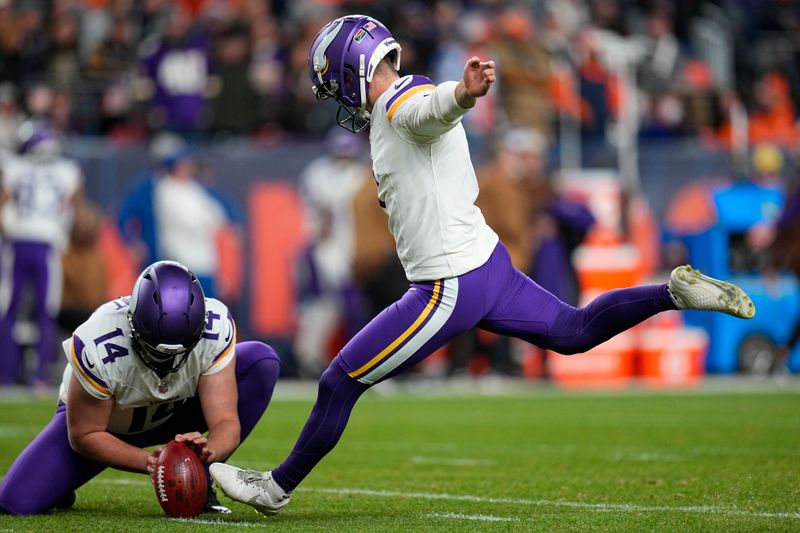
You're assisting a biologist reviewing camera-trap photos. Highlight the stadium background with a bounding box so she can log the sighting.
[1,0,800,385]
[0,1,798,531]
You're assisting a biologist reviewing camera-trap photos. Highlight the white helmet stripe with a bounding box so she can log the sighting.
[312,17,346,85]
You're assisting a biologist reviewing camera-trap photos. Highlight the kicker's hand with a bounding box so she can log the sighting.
[456,56,496,108]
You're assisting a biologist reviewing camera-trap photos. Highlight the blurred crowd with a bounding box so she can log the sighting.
[0,0,798,148]
[0,0,799,388]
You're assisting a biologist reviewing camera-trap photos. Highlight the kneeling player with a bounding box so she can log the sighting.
[0,261,280,515]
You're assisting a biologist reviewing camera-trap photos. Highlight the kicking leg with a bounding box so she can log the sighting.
[479,246,677,354]
[482,256,753,354]
[211,275,486,514]
[0,403,105,515]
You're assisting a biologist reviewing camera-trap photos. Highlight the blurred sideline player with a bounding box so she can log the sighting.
[294,128,367,377]
[210,15,755,515]
[0,122,81,390]
[0,261,280,515]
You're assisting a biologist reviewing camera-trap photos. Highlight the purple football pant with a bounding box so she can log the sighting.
[0,341,280,515]
[0,241,60,385]
[271,242,675,491]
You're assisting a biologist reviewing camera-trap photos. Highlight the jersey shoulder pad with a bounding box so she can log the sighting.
[199,298,236,373]
[66,299,134,399]
[384,74,435,123]
[66,329,113,400]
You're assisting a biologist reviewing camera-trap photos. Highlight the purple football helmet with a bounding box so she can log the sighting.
[128,261,206,374]
[309,15,401,133]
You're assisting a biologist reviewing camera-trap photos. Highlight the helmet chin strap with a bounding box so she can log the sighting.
[358,53,370,120]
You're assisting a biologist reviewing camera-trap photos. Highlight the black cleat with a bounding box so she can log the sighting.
[203,485,232,514]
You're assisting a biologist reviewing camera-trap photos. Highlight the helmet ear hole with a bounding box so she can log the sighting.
[344,69,355,95]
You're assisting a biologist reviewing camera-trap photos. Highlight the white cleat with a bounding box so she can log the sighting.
[668,265,755,319]
[208,463,291,516]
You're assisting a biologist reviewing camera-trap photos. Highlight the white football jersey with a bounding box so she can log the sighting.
[369,74,498,281]
[154,176,227,277]
[58,296,236,435]
[1,154,81,249]
[300,155,364,289]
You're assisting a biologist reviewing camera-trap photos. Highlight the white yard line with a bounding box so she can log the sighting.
[305,487,800,520]
[410,456,495,466]
[93,478,800,520]
[424,512,519,522]
[169,518,263,527]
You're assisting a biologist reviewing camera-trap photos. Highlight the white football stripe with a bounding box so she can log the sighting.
[410,456,495,466]
[360,278,458,384]
[425,512,519,522]
[93,479,800,520]
[305,487,800,520]
[169,518,263,528]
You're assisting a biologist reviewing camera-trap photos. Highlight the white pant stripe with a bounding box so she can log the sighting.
[359,277,459,384]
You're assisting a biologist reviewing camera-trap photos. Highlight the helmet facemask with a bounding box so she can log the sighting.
[128,315,198,375]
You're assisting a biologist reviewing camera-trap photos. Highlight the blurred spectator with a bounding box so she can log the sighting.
[0,0,791,141]
[748,166,800,367]
[139,4,210,134]
[0,1,22,85]
[153,143,228,296]
[58,199,107,333]
[294,129,367,377]
[0,83,24,152]
[433,11,498,157]
[475,129,543,273]
[117,133,231,297]
[509,129,595,305]
[493,6,554,136]
[24,83,53,120]
[747,71,799,148]
[210,22,259,135]
[47,11,81,90]
[50,88,73,134]
[17,3,49,84]
[85,16,139,136]
[117,133,180,269]
[249,12,286,130]
[86,17,137,77]
[351,169,407,322]
[636,9,684,135]
[590,0,627,35]
[575,30,617,139]
[0,122,82,390]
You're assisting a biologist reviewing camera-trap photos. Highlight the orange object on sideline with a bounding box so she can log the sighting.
[548,330,636,389]
[574,244,642,292]
[97,219,138,300]
[639,328,707,388]
[249,182,306,337]
[215,225,244,302]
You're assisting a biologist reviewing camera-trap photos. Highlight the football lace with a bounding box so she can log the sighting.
[155,465,168,502]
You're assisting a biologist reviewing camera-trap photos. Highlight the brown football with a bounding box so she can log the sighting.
[151,440,207,518]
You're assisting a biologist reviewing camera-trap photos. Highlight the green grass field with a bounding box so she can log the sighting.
[1,385,799,532]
